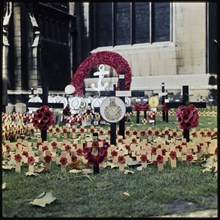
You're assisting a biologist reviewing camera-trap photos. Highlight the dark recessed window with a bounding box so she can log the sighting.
[92,2,171,48]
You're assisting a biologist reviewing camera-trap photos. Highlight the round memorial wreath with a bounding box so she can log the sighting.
[70,51,132,95]
[176,104,199,130]
[32,105,55,131]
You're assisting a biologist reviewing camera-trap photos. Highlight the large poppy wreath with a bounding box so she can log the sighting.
[70,51,132,95]
[176,104,199,130]
[32,105,55,131]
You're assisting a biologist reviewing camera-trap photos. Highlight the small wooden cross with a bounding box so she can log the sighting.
[26,84,63,141]
[166,85,206,142]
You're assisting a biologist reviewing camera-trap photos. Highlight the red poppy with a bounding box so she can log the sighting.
[132,138,136,144]
[206,131,212,137]
[125,130,130,136]
[125,145,131,152]
[5,145,10,152]
[200,131,205,137]
[215,148,218,155]
[51,141,57,149]
[197,145,202,153]
[154,130,160,136]
[76,148,83,156]
[164,130,169,135]
[140,130,146,136]
[22,151,29,157]
[55,127,60,132]
[72,128,76,133]
[108,129,111,135]
[99,130,104,135]
[133,131,138,136]
[169,151,177,159]
[162,149,167,156]
[111,150,118,157]
[65,145,71,152]
[148,130,153,135]
[157,155,163,163]
[191,132,197,137]
[92,141,99,149]
[175,145,182,152]
[42,145,48,152]
[71,154,77,162]
[186,154,193,161]
[90,128,95,133]
[36,142,42,148]
[118,138,123,143]
[14,154,22,163]
[172,131,177,137]
[72,144,77,149]
[44,154,52,163]
[151,147,157,155]
[80,128,84,133]
[28,156,35,165]
[60,157,68,165]
[63,128,68,133]
[86,161,93,167]
[118,156,125,164]
[140,154,148,162]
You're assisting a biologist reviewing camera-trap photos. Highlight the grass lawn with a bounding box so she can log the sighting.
[2,113,218,217]
[2,163,217,217]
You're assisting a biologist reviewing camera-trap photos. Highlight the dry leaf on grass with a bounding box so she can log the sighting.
[126,160,140,166]
[124,170,134,175]
[137,166,143,171]
[30,192,56,207]
[123,192,130,196]
[2,164,14,170]
[82,169,93,175]
[2,182,6,190]
[25,172,40,177]
[69,169,82,173]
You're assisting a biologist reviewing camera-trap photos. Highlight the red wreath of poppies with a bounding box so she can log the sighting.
[32,105,55,131]
[70,51,132,95]
[176,104,199,130]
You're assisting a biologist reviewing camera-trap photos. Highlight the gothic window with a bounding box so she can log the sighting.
[92,2,171,48]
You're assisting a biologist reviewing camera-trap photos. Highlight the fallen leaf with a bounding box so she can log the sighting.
[124,170,134,175]
[126,160,140,166]
[82,169,93,175]
[123,192,130,196]
[2,164,14,170]
[30,192,56,207]
[25,172,40,177]
[69,169,82,173]
[67,159,84,170]
[2,182,6,190]
[137,166,143,171]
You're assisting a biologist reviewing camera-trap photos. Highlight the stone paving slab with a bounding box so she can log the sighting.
[160,209,217,217]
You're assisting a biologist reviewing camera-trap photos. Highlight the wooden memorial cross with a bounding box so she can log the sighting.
[166,85,206,142]
[94,73,144,144]
[26,84,63,141]
[94,84,130,145]
[161,82,169,122]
